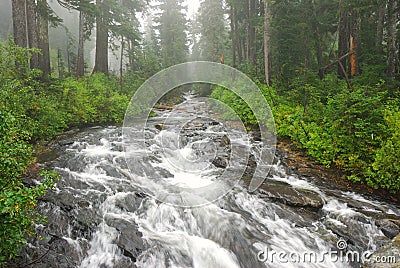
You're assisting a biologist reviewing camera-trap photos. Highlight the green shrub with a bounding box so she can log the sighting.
[0,111,58,263]
[210,74,400,193]
[367,109,400,192]
[0,40,132,263]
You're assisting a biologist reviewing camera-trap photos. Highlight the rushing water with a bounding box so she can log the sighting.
[30,94,400,268]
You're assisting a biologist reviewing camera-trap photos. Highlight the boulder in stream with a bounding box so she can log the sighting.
[258,180,324,210]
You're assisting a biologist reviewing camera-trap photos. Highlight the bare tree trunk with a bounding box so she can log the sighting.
[248,0,256,65]
[12,0,27,48]
[67,39,71,74]
[38,6,51,76]
[349,10,361,77]
[127,40,133,71]
[337,6,349,79]
[230,3,236,68]
[241,38,246,63]
[120,36,124,90]
[76,10,85,77]
[386,0,397,78]
[235,13,242,65]
[57,48,63,78]
[376,2,385,54]
[308,0,324,79]
[264,0,271,86]
[93,0,108,74]
[26,0,39,69]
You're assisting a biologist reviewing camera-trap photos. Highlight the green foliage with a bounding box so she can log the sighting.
[59,74,129,125]
[197,0,228,62]
[211,74,400,193]
[0,40,132,263]
[0,111,59,263]
[155,0,188,67]
[210,82,276,127]
[367,109,400,192]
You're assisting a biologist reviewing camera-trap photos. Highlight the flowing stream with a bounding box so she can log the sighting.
[25,94,400,268]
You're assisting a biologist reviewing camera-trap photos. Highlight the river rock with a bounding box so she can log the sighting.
[258,180,324,210]
[113,258,137,268]
[105,217,144,261]
[74,207,102,235]
[376,219,400,239]
[115,192,144,212]
[212,156,228,168]
[58,139,75,146]
[155,124,165,131]
[17,236,89,268]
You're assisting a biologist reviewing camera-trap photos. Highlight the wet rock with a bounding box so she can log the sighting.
[74,207,102,234]
[115,192,143,213]
[58,139,75,146]
[376,219,400,239]
[41,191,93,212]
[99,164,123,178]
[18,236,88,268]
[209,121,220,126]
[105,217,144,261]
[221,134,231,146]
[40,202,72,237]
[363,234,400,268]
[113,258,137,268]
[154,167,174,178]
[249,131,262,142]
[212,156,228,169]
[258,180,324,210]
[155,124,165,131]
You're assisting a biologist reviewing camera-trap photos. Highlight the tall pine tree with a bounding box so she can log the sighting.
[156,0,188,67]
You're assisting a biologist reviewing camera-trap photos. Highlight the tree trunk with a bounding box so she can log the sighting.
[337,6,349,79]
[38,6,51,76]
[127,40,133,71]
[76,10,85,77]
[120,36,124,90]
[241,38,246,63]
[376,2,385,54]
[93,0,108,74]
[230,3,236,68]
[248,0,256,65]
[386,0,397,78]
[264,0,271,86]
[349,10,361,77]
[57,48,63,78]
[12,0,27,48]
[235,10,242,65]
[67,40,71,74]
[26,0,39,69]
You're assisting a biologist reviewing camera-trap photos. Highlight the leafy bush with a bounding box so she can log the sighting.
[0,40,132,263]
[0,111,58,263]
[367,109,400,192]
[59,74,129,125]
[210,74,400,193]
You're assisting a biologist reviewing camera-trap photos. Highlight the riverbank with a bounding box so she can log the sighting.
[276,137,400,205]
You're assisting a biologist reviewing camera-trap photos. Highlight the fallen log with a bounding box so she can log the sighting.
[155,105,185,111]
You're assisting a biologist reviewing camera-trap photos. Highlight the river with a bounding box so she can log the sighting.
[19,95,400,268]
